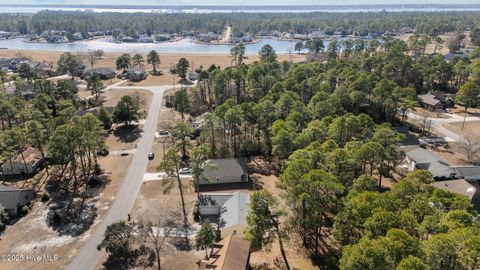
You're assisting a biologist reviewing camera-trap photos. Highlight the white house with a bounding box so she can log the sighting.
[1,147,43,175]
[0,186,33,216]
[404,148,458,180]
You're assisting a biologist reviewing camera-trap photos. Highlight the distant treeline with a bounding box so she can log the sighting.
[1,10,480,35]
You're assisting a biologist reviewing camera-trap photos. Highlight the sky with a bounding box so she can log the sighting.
[3,0,480,5]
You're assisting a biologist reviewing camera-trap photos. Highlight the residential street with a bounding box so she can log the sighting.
[66,84,183,270]
[407,111,480,141]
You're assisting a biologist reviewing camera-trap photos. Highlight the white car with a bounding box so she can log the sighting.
[178,167,191,175]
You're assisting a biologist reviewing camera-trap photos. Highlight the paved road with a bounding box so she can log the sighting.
[407,112,480,141]
[67,84,184,270]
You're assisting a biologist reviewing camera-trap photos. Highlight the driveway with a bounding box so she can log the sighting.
[67,84,189,270]
[407,111,480,142]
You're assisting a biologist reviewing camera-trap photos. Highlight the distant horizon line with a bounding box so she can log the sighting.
[2,4,480,8]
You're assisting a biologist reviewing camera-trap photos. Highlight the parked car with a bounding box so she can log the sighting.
[178,167,191,175]
[158,130,171,137]
[148,152,155,160]
[97,149,109,156]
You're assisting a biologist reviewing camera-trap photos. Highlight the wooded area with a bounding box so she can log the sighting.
[0,10,480,35]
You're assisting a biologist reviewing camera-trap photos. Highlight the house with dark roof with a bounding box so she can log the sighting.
[84,67,116,80]
[199,191,250,238]
[396,126,421,153]
[0,186,33,216]
[125,68,147,82]
[444,50,471,62]
[1,147,43,176]
[199,159,249,190]
[404,148,458,180]
[199,233,251,270]
[418,93,455,112]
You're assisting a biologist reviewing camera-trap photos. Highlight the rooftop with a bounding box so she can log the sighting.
[0,186,33,210]
[14,147,42,165]
[200,234,251,270]
[199,191,250,229]
[432,179,477,201]
[406,148,457,179]
[204,159,247,180]
[418,93,442,107]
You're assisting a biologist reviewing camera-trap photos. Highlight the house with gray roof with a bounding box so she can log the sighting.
[199,191,250,238]
[418,93,454,111]
[125,68,147,82]
[84,67,116,80]
[405,148,458,180]
[0,186,33,216]
[451,166,480,181]
[199,159,249,190]
[432,179,480,210]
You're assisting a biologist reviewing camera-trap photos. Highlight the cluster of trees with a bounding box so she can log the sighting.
[181,36,480,268]
[97,210,182,270]
[0,51,143,227]
[115,50,161,74]
[0,75,108,221]
[190,41,480,161]
[1,10,479,37]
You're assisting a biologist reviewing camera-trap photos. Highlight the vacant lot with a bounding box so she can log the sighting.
[445,121,480,139]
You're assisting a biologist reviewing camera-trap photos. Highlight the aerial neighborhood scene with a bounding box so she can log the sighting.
[1,0,480,269]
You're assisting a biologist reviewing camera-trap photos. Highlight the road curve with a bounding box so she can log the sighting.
[67,84,182,270]
[407,111,480,142]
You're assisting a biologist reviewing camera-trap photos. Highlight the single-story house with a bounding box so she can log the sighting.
[71,32,84,41]
[126,68,147,82]
[0,57,29,71]
[1,147,43,176]
[432,179,480,210]
[199,159,249,188]
[418,93,454,112]
[444,50,471,62]
[199,233,251,270]
[31,62,59,77]
[404,148,458,180]
[451,166,480,181]
[0,186,33,216]
[138,35,154,43]
[84,67,116,80]
[199,191,250,237]
[155,34,172,42]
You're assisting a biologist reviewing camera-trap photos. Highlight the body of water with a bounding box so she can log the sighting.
[0,37,310,54]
